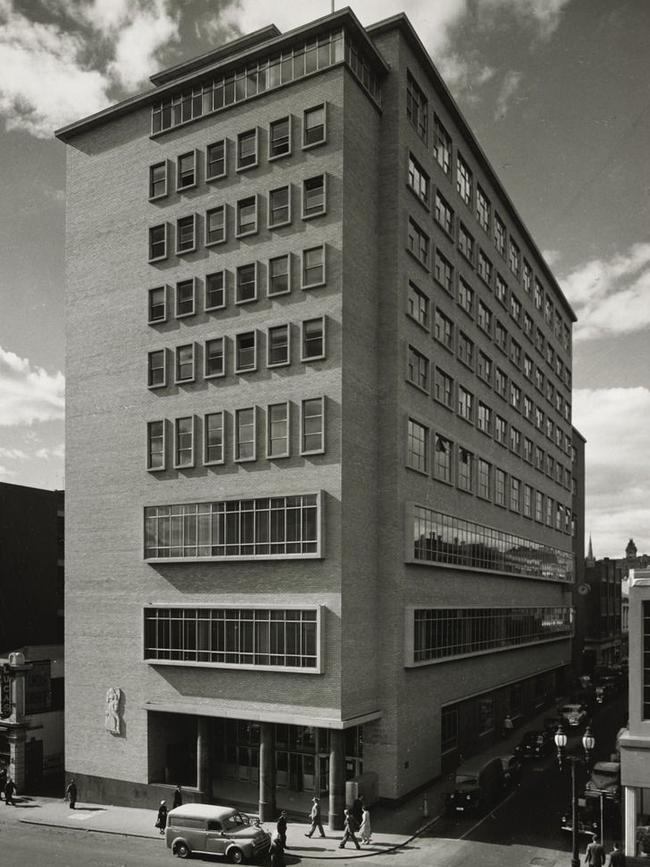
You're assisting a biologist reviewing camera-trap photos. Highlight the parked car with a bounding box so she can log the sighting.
[585,760,621,803]
[445,756,504,816]
[515,730,552,759]
[561,800,600,837]
[559,703,588,727]
[499,753,523,788]
[165,804,271,863]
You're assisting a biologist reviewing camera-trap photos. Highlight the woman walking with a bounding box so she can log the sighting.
[358,807,372,845]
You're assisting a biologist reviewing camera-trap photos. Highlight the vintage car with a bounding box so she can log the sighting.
[515,730,552,759]
[561,799,600,837]
[559,703,588,727]
[165,804,271,862]
[585,761,621,803]
[445,756,504,816]
[499,753,523,788]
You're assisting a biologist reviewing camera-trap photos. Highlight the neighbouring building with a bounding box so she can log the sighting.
[56,8,578,821]
[571,428,587,673]
[0,483,65,789]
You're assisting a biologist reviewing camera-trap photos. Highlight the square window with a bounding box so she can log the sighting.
[235,331,257,373]
[267,402,290,458]
[149,162,167,199]
[148,224,167,261]
[235,407,256,462]
[303,104,326,147]
[237,129,257,170]
[177,151,196,190]
[269,254,291,296]
[176,215,196,254]
[269,186,291,227]
[175,343,195,383]
[148,286,166,323]
[147,349,166,388]
[204,338,224,378]
[205,271,225,310]
[301,397,325,454]
[236,263,257,304]
[267,324,290,367]
[147,420,165,471]
[302,317,325,361]
[236,196,258,236]
[270,117,291,158]
[205,206,226,245]
[206,139,226,180]
[174,416,194,468]
[204,412,224,465]
[176,279,195,317]
[303,175,326,218]
[302,245,325,288]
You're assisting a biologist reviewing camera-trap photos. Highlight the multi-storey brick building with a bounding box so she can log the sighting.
[56,9,578,820]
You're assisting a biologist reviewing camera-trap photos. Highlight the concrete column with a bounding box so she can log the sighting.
[196,717,210,801]
[624,785,639,857]
[258,722,276,822]
[328,729,345,831]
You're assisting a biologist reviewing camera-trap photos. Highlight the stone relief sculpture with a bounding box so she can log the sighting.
[104,687,122,734]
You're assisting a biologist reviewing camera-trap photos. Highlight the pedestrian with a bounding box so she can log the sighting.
[358,806,372,845]
[502,714,514,738]
[305,796,326,838]
[276,809,288,849]
[339,808,361,850]
[350,794,363,829]
[65,778,77,809]
[269,834,285,867]
[172,784,183,809]
[4,777,16,806]
[155,800,168,834]
[0,765,6,801]
[607,842,626,867]
[585,832,606,867]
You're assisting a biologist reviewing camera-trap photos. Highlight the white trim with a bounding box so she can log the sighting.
[268,184,292,229]
[302,173,326,220]
[203,411,225,466]
[175,277,196,318]
[300,316,326,362]
[204,270,226,311]
[301,244,326,289]
[300,396,325,456]
[173,415,195,469]
[174,342,196,384]
[302,102,327,149]
[266,401,290,459]
[205,204,226,246]
[148,160,168,201]
[268,114,292,161]
[204,337,225,379]
[236,127,259,172]
[234,329,257,374]
[235,261,258,304]
[146,418,166,472]
[147,348,167,389]
[142,702,382,730]
[266,323,290,368]
[175,213,197,255]
[268,253,291,297]
[235,193,258,238]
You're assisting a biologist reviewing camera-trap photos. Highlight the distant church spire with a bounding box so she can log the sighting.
[626,538,637,561]
[586,533,595,566]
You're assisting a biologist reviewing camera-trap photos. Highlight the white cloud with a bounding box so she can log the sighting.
[494,69,522,120]
[35,444,65,460]
[0,447,29,460]
[477,0,571,39]
[542,248,562,267]
[561,242,650,341]
[0,465,17,478]
[0,346,65,426]
[573,387,650,558]
[106,1,179,91]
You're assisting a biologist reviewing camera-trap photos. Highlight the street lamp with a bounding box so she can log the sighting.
[554,724,596,867]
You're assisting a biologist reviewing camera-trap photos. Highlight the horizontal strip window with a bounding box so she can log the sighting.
[144,493,321,560]
[151,31,380,136]
[410,607,572,665]
[144,606,321,671]
[410,504,574,582]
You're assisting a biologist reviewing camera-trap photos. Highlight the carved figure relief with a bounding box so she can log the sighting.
[104,687,122,735]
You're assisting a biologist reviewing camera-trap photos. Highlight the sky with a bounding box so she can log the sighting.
[0,0,648,558]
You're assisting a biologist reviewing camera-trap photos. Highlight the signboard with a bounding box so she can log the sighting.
[0,665,11,719]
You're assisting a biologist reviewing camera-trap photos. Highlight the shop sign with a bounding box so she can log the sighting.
[0,666,11,719]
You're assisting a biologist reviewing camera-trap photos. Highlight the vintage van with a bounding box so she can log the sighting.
[445,756,505,815]
[165,803,271,862]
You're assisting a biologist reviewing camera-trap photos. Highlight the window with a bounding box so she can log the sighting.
[408,218,429,267]
[495,367,507,398]
[407,345,429,391]
[147,420,165,471]
[476,185,490,231]
[477,351,492,384]
[457,448,473,492]
[523,260,532,294]
[458,386,473,422]
[237,129,257,169]
[534,280,543,310]
[434,368,453,408]
[510,295,521,324]
[535,366,545,392]
[148,286,166,323]
[236,196,257,236]
[457,331,474,368]
[408,154,429,205]
[477,459,491,499]
[477,401,492,435]
[434,249,454,293]
[176,278,195,317]
[407,419,429,473]
[144,493,320,559]
[524,312,533,339]
[149,162,167,199]
[457,277,474,316]
[524,354,533,380]
[496,273,508,306]
[456,154,472,206]
[302,317,325,361]
[236,263,257,304]
[510,383,521,412]
[176,215,196,254]
[267,324,290,367]
[269,186,291,227]
[148,350,166,387]
[206,139,226,179]
[174,416,194,468]
[302,245,325,288]
[270,117,291,158]
[175,343,195,383]
[523,484,532,517]
[433,114,451,175]
[545,296,553,325]
[509,425,521,454]
[535,445,544,471]
[177,151,196,190]
[546,497,553,527]
[490,470,507,511]
[478,250,492,286]
[303,104,325,147]
[508,238,520,276]
[535,491,543,522]
[434,192,454,236]
[235,331,257,372]
[495,320,508,353]
[267,403,289,458]
[303,175,326,218]
[408,281,429,329]
[269,254,290,296]
[204,412,224,465]
[148,224,167,261]
[495,415,507,445]
[494,212,506,256]
[205,271,225,310]
[235,407,256,461]
[406,71,427,140]
[206,206,226,245]
[434,309,453,349]
[301,397,324,454]
[433,435,452,482]
[458,224,474,263]
[205,338,224,378]
[478,300,492,335]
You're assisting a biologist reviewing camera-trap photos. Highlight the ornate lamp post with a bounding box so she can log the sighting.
[554,724,596,867]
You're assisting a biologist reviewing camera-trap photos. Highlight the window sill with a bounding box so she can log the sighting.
[173,463,196,470]
[176,246,197,256]
[267,360,291,369]
[234,367,258,375]
[302,354,326,363]
[204,459,225,466]
[406,464,429,477]
[204,372,225,380]
[268,219,292,230]
[405,248,430,273]
[235,296,257,306]
[236,162,259,173]
[268,288,291,298]
[148,317,167,326]
[205,238,226,248]
[302,138,326,151]
[205,304,226,313]
[406,313,430,334]
[175,311,195,319]
[235,229,258,239]
[206,172,227,182]
[147,466,166,473]
[176,182,197,193]
[268,150,291,162]
[267,451,290,460]
[301,449,325,457]
[148,382,167,390]
[302,210,326,221]
[301,280,326,290]
[148,255,168,264]
[174,378,196,386]
[405,379,429,397]
[148,193,168,203]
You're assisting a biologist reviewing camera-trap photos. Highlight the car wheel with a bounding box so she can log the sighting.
[229,847,244,864]
[175,841,191,859]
